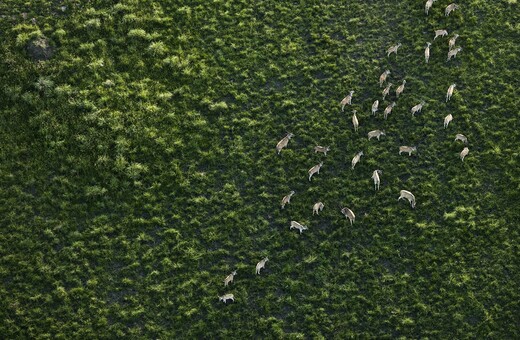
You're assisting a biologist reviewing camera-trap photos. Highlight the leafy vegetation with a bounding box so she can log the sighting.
[0,0,518,338]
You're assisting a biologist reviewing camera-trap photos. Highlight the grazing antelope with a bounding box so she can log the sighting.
[308,162,323,181]
[460,147,469,161]
[314,145,330,155]
[256,257,268,274]
[341,207,355,225]
[379,70,390,87]
[396,80,406,97]
[387,43,402,57]
[399,146,417,156]
[352,110,359,132]
[368,129,385,141]
[425,0,437,15]
[383,102,396,119]
[276,133,294,154]
[411,101,425,116]
[449,34,459,50]
[290,221,308,234]
[444,114,453,129]
[313,202,324,215]
[454,133,468,144]
[434,29,448,40]
[372,100,379,115]
[219,293,235,303]
[351,151,364,170]
[281,191,295,209]
[445,3,459,16]
[371,170,382,191]
[425,42,432,63]
[446,84,456,102]
[398,190,416,208]
[382,83,393,100]
[224,271,237,287]
[340,91,354,111]
[447,47,462,61]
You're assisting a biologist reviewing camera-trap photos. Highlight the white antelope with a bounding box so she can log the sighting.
[281,190,295,209]
[447,47,462,61]
[449,34,459,50]
[396,80,406,97]
[290,221,308,234]
[314,145,330,155]
[411,101,425,116]
[387,43,402,57]
[379,70,390,87]
[371,170,382,190]
[368,129,385,141]
[351,151,364,170]
[341,207,355,225]
[425,42,432,63]
[445,3,459,16]
[276,133,294,154]
[383,102,396,119]
[398,190,416,208]
[399,146,417,156]
[256,257,268,274]
[444,114,453,129]
[454,133,468,144]
[219,293,235,303]
[446,84,456,102]
[308,162,323,181]
[425,0,437,15]
[460,147,469,161]
[340,91,354,111]
[224,271,237,287]
[371,100,379,115]
[382,83,393,100]
[434,29,448,40]
[313,202,324,215]
[352,110,359,132]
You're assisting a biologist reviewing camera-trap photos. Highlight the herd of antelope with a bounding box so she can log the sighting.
[220,1,469,304]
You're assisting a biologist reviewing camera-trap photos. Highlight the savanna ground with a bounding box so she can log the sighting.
[0,0,519,338]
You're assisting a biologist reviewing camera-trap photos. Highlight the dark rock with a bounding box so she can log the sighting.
[26,36,55,61]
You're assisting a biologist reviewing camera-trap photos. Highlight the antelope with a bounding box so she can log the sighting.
[276,133,294,154]
[398,190,416,208]
[368,129,385,141]
[352,110,359,132]
[425,0,437,15]
[281,191,295,209]
[219,293,235,303]
[446,84,456,102]
[411,101,425,116]
[444,114,453,129]
[341,207,355,225]
[399,146,417,156]
[387,43,402,57]
[224,271,237,287]
[449,34,459,50]
[460,147,469,161]
[425,42,432,63]
[454,133,468,144]
[447,47,462,61]
[308,162,323,181]
[340,91,354,111]
[383,102,396,119]
[290,221,308,234]
[314,146,330,155]
[379,70,390,87]
[313,202,324,215]
[434,29,448,40]
[445,3,459,16]
[351,151,364,170]
[256,257,268,274]
[371,100,379,115]
[382,83,393,100]
[371,170,382,191]
[396,80,406,97]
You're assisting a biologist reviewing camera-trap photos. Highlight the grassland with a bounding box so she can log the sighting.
[0,0,519,338]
